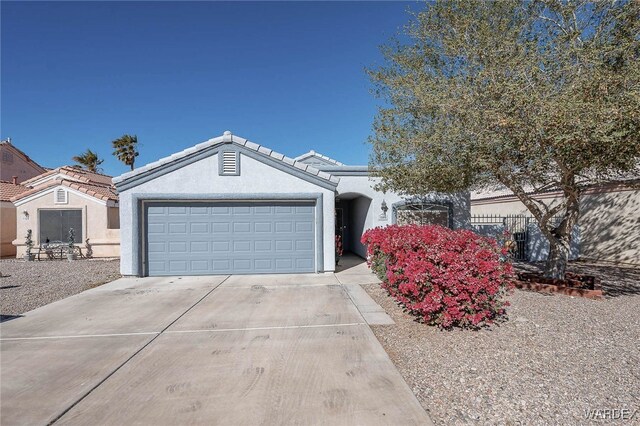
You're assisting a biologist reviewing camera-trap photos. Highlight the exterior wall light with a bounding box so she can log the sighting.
[379,200,388,220]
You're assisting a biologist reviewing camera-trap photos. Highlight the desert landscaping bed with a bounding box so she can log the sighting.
[363,262,640,425]
[0,258,121,318]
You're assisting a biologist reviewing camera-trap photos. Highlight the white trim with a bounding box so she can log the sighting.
[26,172,85,188]
[14,185,108,207]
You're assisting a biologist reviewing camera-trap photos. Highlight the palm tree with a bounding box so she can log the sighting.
[112,134,139,171]
[72,149,104,172]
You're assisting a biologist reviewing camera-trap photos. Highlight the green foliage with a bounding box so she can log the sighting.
[112,134,139,171]
[368,0,640,278]
[72,149,104,172]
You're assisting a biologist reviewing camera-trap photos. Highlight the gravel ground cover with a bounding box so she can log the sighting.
[0,258,121,318]
[363,261,640,425]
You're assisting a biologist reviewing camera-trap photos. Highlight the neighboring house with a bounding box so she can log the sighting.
[471,180,640,266]
[1,139,47,183]
[11,166,120,258]
[114,131,469,277]
[0,178,29,257]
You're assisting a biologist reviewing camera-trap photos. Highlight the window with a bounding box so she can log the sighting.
[107,207,120,229]
[396,203,450,228]
[220,151,239,175]
[39,210,82,243]
[54,188,68,204]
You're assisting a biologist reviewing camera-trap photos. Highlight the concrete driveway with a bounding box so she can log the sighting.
[1,268,432,425]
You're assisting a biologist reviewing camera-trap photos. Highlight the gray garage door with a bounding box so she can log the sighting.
[145,201,316,276]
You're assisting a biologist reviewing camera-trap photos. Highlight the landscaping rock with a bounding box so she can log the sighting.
[363,261,640,425]
[0,259,120,317]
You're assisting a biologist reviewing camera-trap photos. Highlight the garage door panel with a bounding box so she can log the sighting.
[190,222,208,233]
[254,222,271,232]
[190,241,209,252]
[212,222,230,233]
[233,222,251,233]
[189,206,208,215]
[146,201,315,276]
[168,206,187,215]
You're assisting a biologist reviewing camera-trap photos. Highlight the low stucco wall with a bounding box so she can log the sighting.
[471,186,640,266]
[13,188,120,258]
[1,202,17,257]
[118,152,336,276]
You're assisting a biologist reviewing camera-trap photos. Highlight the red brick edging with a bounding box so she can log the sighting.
[514,280,603,300]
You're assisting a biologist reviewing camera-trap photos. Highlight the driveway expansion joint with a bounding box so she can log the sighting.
[46,275,230,425]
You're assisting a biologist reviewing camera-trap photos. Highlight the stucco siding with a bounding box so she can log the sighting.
[118,152,335,276]
[470,188,640,265]
[1,202,17,257]
[13,188,120,258]
[334,175,470,258]
[0,145,45,183]
[337,176,470,228]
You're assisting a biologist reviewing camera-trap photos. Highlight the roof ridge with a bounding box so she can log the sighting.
[11,177,118,203]
[60,165,114,178]
[294,150,345,166]
[113,131,339,186]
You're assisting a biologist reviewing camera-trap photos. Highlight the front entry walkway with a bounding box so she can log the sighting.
[1,269,432,425]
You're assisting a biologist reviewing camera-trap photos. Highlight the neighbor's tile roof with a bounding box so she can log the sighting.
[113,131,340,185]
[10,178,118,203]
[21,166,113,186]
[0,181,29,202]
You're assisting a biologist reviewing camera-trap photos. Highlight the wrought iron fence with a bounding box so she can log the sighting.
[470,214,533,261]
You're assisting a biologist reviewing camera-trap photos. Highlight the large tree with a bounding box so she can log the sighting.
[72,149,104,172]
[112,134,139,171]
[368,0,640,279]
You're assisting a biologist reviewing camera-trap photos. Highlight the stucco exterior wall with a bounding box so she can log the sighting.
[118,152,336,276]
[334,175,470,257]
[1,145,45,183]
[1,201,17,257]
[471,187,640,265]
[13,188,120,258]
[337,176,470,225]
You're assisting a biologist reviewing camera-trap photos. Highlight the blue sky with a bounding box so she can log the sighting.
[1,1,417,177]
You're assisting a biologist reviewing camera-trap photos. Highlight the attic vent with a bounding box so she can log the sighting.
[54,188,68,204]
[220,151,239,175]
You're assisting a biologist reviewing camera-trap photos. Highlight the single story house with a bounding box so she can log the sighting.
[1,178,29,257]
[12,166,120,258]
[471,180,639,266]
[114,131,469,277]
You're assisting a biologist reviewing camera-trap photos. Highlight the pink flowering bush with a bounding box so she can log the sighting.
[361,225,514,329]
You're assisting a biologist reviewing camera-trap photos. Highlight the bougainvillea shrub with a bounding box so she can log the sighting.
[361,225,514,329]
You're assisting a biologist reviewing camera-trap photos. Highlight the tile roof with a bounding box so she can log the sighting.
[12,166,117,203]
[0,181,29,202]
[10,178,118,203]
[113,131,340,186]
[21,166,113,186]
[294,150,345,166]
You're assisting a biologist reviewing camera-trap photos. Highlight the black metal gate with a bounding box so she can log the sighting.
[470,214,533,261]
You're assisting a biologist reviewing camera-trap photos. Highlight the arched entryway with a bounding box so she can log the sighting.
[335,193,372,258]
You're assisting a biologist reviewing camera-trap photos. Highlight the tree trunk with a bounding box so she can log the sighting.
[544,235,570,279]
[542,192,580,279]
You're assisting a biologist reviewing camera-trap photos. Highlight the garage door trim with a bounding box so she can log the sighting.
[131,193,324,276]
